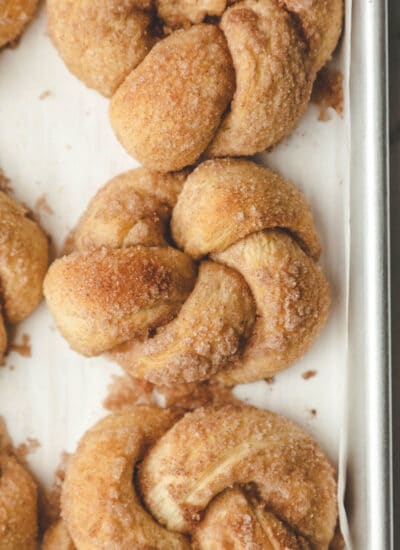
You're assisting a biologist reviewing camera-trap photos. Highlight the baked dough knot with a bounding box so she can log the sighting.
[0,0,39,47]
[47,0,343,171]
[57,404,338,549]
[0,191,49,360]
[44,159,330,386]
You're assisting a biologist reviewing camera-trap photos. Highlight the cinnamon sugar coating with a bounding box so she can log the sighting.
[0,420,38,550]
[0,0,39,48]
[0,191,48,360]
[60,405,337,549]
[47,0,155,97]
[111,261,256,384]
[110,24,235,171]
[44,246,196,356]
[44,160,329,385]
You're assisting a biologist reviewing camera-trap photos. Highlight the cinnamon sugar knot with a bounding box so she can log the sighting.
[47,0,343,171]
[0,191,49,360]
[53,405,338,549]
[44,159,329,386]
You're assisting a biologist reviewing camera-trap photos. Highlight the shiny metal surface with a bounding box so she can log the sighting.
[347,0,393,547]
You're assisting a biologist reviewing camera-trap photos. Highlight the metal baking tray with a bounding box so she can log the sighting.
[346,0,393,547]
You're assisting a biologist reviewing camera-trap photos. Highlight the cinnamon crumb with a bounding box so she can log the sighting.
[61,229,76,256]
[264,377,275,385]
[302,370,317,380]
[312,67,344,121]
[104,375,155,410]
[309,408,317,418]
[103,375,239,412]
[34,194,54,215]
[39,90,51,100]
[15,438,40,464]
[0,168,12,194]
[9,333,31,357]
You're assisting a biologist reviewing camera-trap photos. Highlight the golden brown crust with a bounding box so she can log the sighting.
[62,407,189,549]
[0,191,48,359]
[207,0,312,158]
[42,520,75,550]
[74,169,187,251]
[44,246,197,356]
[171,158,321,259]
[140,405,337,549]
[213,230,330,384]
[47,0,155,97]
[109,24,235,171]
[111,261,256,384]
[0,0,39,48]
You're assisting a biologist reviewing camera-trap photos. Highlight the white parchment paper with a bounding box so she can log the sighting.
[0,3,351,545]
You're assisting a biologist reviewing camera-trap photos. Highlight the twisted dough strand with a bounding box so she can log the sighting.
[60,405,337,549]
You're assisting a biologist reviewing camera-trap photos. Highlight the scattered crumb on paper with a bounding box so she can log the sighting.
[302,370,317,380]
[104,375,239,412]
[35,194,54,215]
[9,333,32,357]
[312,67,344,121]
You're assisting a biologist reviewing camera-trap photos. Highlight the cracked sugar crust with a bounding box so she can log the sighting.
[0,0,39,48]
[47,0,156,97]
[110,24,235,171]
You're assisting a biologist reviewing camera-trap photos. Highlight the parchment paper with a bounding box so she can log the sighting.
[0,3,352,546]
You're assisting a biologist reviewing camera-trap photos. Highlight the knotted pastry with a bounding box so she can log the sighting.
[0,420,38,550]
[0,191,49,360]
[44,159,329,386]
[0,0,39,48]
[61,404,338,549]
[47,0,343,171]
